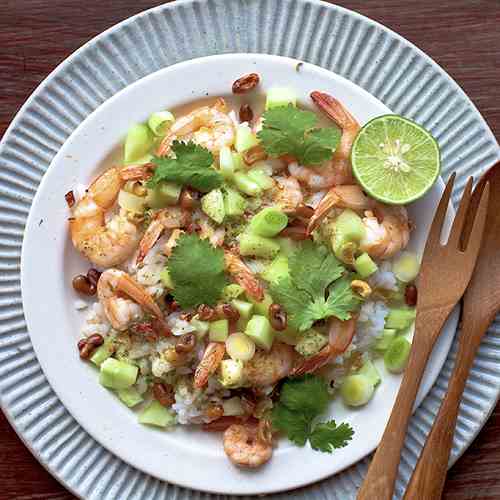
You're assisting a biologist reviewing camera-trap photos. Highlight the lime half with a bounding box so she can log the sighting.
[351,115,440,204]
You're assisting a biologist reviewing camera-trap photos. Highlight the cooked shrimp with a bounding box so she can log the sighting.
[307,184,373,233]
[243,342,295,386]
[223,422,273,468]
[137,207,189,265]
[360,205,410,259]
[271,176,304,213]
[292,317,356,375]
[120,163,154,181]
[70,167,140,267]
[287,92,359,192]
[157,98,235,156]
[97,269,166,331]
[193,342,226,388]
[163,228,184,257]
[224,250,264,301]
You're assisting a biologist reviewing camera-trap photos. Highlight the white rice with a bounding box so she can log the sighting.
[369,261,398,291]
[81,302,111,337]
[354,300,389,351]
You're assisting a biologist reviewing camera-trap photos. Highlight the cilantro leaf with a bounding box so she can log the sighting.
[148,141,223,192]
[269,276,312,331]
[257,106,341,165]
[325,276,363,321]
[309,420,354,453]
[272,375,355,453]
[168,234,227,308]
[280,374,330,416]
[270,242,359,331]
[271,404,311,446]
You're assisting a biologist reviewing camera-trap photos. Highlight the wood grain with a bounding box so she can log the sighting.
[0,1,499,499]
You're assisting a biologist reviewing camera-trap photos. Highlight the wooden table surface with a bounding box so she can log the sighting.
[1,1,499,498]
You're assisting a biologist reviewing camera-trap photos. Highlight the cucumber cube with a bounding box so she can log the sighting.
[235,124,259,152]
[117,387,144,408]
[384,337,411,374]
[99,358,138,390]
[385,307,416,330]
[233,172,262,197]
[124,123,154,163]
[223,187,247,217]
[231,299,254,320]
[221,283,245,301]
[239,233,281,259]
[138,400,176,427]
[146,182,182,208]
[260,254,289,284]
[374,329,396,352]
[294,329,328,357]
[354,253,378,278]
[358,360,381,387]
[245,315,274,351]
[209,319,229,342]
[201,188,225,224]
[90,341,114,367]
[247,291,274,318]
[247,169,275,190]
[219,146,235,180]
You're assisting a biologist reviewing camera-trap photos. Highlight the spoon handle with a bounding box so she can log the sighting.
[357,310,449,500]
[403,317,490,500]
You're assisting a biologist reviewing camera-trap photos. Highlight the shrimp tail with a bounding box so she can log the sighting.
[120,163,154,181]
[292,345,334,376]
[193,342,226,388]
[224,250,264,301]
[136,219,165,265]
[307,189,341,234]
[310,91,357,129]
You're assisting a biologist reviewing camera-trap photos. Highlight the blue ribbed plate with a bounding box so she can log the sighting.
[1,1,499,498]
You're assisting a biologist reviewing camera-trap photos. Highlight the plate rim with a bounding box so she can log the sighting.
[0,1,499,499]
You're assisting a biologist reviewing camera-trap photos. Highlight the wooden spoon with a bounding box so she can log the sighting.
[403,162,500,499]
[357,174,490,500]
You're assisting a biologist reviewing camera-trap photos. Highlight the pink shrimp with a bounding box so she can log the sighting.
[193,342,226,388]
[224,249,264,301]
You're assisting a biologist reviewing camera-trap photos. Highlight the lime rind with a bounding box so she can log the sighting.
[351,114,440,205]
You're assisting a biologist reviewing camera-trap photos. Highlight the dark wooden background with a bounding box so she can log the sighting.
[1,0,499,498]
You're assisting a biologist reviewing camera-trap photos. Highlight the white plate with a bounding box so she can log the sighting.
[21,54,458,495]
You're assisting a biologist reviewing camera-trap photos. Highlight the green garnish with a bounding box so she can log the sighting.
[272,375,354,452]
[257,106,341,165]
[270,241,362,331]
[148,141,223,192]
[168,234,227,308]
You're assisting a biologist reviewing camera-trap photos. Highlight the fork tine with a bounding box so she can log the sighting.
[463,181,489,259]
[423,172,456,255]
[448,177,473,247]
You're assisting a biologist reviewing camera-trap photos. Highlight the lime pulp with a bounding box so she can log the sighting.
[351,114,440,204]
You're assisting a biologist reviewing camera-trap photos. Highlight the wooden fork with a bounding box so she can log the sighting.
[357,174,490,500]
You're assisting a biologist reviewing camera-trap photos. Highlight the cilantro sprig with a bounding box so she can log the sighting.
[167,234,227,308]
[269,241,362,331]
[272,375,354,453]
[257,106,341,165]
[148,141,223,192]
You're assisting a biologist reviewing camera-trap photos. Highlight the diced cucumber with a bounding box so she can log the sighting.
[332,239,358,265]
[160,268,174,289]
[374,329,397,352]
[117,387,144,408]
[393,251,420,283]
[147,110,175,136]
[354,253,378,278]
[260,254,289,284]
[219,146,235,181]
[265,87,297,109]
[276,237,298,257]
[274,326,302,346]
[222,396,245,416]
[245,315,274,351]
[335,209,366,242]
[201,188,225,224]
[294,329,328,357]
[226,332,256,361]
[340,374,375,407]
[146,182,182,208]
[138,400,176,428]
[248,207,288,237]
[218,359,244,388]
[209,319,229,342]
[247,169,275,190]
[124,123,154,163]
[233,172,262,197]
[384,337,411,374]
[232,152,245,171]
[223,187,247,217]
[221,283,245,301]
[358,360,381,387]
[190,318,210,338]
[90,340,114,367]
[231,299,254,319]
[239,233,281,259]
[118,190,147,214]
[99,358,138,390]
[385,307,416,330]
[235,123,259,152]
[247,291,274,317]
